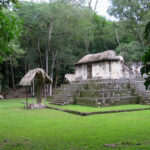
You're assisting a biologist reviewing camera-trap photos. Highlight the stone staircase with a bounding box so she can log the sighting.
[74,80,138,107]
[130,78,150,105]
[50,79,140,107]
[50,78,150,107]
[50,84,81,105]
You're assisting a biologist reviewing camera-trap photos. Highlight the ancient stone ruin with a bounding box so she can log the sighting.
[75,50,130,80]
[50,50,150,107]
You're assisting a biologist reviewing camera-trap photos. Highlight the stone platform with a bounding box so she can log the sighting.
[48,79,150,107]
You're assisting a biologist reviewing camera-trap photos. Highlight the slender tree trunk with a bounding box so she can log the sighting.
[54,61,59,89]
[46,20,54,95]
[138,31,145,51]
[49,50,57,96]
[28,51,30,70]
[33,81,35,97]
[88,0,92,8]
[46,48,48,74]
[26,86,28,108]
[0,84,1,93]
[25,58,27,74]
[10,59,16,90]
[6,62,10,88]
[115,28,120,45]
[46,20,54,74]
[45,47,49,94]
[94,0,98,11]
[38,40,43,68]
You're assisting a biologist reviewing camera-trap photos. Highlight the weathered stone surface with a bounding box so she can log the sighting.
[65,74,76,83]
[0,94,4,99]
[27,103,46,109]
[75,50,131,80]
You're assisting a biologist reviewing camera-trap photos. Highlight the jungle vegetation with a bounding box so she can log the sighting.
[0,0,150,92]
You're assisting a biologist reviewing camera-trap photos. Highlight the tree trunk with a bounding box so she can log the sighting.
[45,20,54,95]
[28,50,30,70]
[26,86,28,108]
[6,62,10,88]
[46,20,54,74]
[49,50,57,96]
[94,0,98,11]
[88,0,92,8]
[54,61,59,89]
[115,28,120,45]
[37,40,43,68]
[0,84,1,93]
[25,58,26,74]
[46,48,48,74]
[138,30,145,51]
[10,59,16,90]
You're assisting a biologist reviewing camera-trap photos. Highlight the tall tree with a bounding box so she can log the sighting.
[16,1,94,94]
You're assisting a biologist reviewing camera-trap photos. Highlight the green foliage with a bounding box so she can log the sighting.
[108,0,150,25]
[141,47,150,89]
[141,20,150,89]
[0,9,22,62]
[108,0,150,68]
[16,1,95,83]
[116,41,143,61]
[92,13,117,53]
[145,20,150,39]
[0,0,18,9]
[1,0,150,89]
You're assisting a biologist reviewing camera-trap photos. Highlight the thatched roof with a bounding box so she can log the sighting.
[75,50,124,65]
[19,68,51,86]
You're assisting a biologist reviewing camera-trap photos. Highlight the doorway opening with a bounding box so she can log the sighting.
[87,64,92,79]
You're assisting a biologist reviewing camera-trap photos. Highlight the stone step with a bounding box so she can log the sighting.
[55,94,73,98]
[79,89,134,98]
[80,82,131,90]
[61,84,80,89]
[75,96,138,107]
[54,98,70,101]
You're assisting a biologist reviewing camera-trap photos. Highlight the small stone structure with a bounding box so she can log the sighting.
[20,68,51,109]
[49,50,150,107]
[75,50,131,80]
[65,74,76,83]
[0,94,4,99]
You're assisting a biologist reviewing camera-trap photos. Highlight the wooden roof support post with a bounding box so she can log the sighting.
[44,83,46,105]
[26,86,28,109]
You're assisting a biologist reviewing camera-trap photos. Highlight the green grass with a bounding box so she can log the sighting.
[48,103,150,112]
[1,99,150,150]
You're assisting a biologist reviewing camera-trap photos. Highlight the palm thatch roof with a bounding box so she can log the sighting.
[19,68,51,86]
[75,50,124,65]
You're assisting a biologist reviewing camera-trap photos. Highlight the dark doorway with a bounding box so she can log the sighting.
[87,64,92,79]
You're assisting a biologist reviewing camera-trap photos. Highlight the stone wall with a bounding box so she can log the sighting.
[127,62,142,78]
[75,60,131,80]
[75,65,87,80]
[74,80,139,107]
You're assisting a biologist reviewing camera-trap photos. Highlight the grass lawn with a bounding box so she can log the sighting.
[1,99,150,150]
[48,103,150,112]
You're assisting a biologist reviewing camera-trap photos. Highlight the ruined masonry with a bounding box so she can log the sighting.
[50,79,150,106]
[49,50,150,106]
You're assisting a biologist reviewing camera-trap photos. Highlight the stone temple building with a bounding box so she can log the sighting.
[50,50,150,106]
[75,50,130,81]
